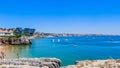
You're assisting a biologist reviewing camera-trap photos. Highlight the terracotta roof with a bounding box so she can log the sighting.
[0,29,13,33]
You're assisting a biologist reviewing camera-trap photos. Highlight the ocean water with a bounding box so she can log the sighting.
[3,36,120,66]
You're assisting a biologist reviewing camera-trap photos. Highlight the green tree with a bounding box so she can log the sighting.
[13,30,21,38]
[22,30,29,36]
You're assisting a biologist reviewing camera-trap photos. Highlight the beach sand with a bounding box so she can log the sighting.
[0,45,18,59]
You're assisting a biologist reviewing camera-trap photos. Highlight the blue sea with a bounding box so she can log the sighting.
[5,36,120,66]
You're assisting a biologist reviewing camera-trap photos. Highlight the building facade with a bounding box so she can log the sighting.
[0,29,14,36]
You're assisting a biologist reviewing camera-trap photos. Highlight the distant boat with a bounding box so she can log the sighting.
[52,39,55,42]
[65,39,68,42]
[58,39,60,42]
[74,44,78,47]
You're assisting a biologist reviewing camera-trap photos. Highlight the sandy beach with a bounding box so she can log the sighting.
[0,45,15,59]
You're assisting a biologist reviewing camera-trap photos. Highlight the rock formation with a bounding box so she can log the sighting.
[63,59,120,68]
[0,58,61,68]
[0,37,31,45]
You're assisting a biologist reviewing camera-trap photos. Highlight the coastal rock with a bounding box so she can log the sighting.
[63,59,120,68]
[0,37,31,45]
[0,58,61,68]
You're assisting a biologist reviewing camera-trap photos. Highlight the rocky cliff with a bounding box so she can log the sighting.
[0,37,31,45]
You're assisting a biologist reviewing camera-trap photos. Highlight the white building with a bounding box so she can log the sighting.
[0,29,14,36]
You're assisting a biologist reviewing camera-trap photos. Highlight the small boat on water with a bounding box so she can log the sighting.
[65,39,68,42]
[74,44,78,47]
[52,39,55,42]
[58,39,60,42]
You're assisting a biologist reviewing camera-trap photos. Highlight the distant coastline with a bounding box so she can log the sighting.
[1,27,120,45]
[33,32,120,38]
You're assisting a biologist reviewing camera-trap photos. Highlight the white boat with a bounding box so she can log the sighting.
[58,39,60,42]
[52,39,55,42]
[65,39,68,42]
[74,44,78,47]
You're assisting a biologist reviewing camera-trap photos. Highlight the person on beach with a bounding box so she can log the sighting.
[1,51,5,59]
[0,52,2,60]
[0,51,6,60]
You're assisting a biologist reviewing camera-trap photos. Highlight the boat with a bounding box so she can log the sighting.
[65,39,68,42]
[74,44,78,47]
[58,39,60,42]
[52,39,55,42]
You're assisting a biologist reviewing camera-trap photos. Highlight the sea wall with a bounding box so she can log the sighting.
[0,58,61,68]
[0,37,31,45]
[63,59,120,68]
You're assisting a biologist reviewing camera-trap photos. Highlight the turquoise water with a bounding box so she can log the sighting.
[7,36,120,66]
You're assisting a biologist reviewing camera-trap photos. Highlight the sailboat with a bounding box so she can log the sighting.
[58,39,60,42]
[52,39,55,42]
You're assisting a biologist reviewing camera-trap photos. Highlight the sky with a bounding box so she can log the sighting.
[0,0,120,34]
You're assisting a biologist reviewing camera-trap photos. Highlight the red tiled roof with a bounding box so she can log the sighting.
[0,30,13,33]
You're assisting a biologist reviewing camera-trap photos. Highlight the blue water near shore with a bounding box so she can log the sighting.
[19,36,120,66]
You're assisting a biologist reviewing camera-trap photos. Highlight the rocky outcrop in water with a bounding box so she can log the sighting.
[0,37,31,45]
[0,58,61,68]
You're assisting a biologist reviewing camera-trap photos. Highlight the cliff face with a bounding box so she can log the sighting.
[1,58,61,68]
[0,37,31,45]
